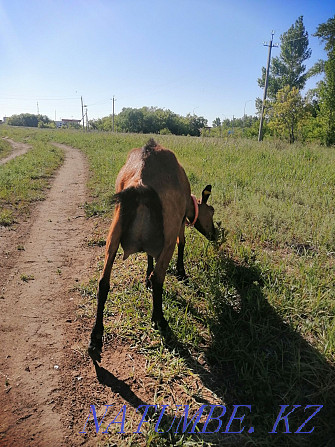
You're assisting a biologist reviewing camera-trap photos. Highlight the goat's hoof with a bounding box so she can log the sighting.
[176,273,189,284]
[145,278,152,290]
[88,344,102,363]
[152,317,169,332]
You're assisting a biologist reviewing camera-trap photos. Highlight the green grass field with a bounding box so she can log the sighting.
[0,138,12,161]
[0,126,334,446]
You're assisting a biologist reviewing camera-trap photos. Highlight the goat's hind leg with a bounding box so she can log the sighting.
[176,224,188,283]
[151,243,176,331]
[88,213,121,362]
[146,255,154,289]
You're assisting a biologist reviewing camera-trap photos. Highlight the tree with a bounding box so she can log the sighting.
[212,117,221,127]
[7,113,51,127]
[92,107,207,136]
[313,15,335,146]
[116,108,144,133]
[258,17,311,102]
[186,114,208,136]
[268,86,307,143]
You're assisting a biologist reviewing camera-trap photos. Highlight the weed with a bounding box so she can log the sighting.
[20,273,35,282]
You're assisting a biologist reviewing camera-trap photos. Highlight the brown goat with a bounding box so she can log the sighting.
[88,139,216,362]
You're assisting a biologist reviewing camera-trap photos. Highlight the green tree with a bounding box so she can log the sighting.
[186,114,208,136]
[268,86,307,143]
[90,106,207,136]
[313,15,335,146]
[212,117,221,127]
[258,17,311,102]
[116,108,144,133]
[7,113,51,127]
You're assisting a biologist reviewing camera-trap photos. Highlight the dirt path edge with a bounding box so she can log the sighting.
[0,143,96,446]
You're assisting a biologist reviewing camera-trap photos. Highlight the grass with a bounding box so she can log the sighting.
[1,126,334,446]
[0,137,12,160]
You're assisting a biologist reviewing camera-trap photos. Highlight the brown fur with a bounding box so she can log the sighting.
[88,139,216,362]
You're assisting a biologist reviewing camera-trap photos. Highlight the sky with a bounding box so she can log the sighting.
[0,0,334,125]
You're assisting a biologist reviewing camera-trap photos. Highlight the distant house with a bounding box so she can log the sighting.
[56,118,81,128]
[202,126,212,136]
[3,117,9,123]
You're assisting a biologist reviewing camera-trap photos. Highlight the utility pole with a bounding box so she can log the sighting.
[37,101,39,115]
[81,96,85,130]
[111,96,116,132]
[258,31,278,142]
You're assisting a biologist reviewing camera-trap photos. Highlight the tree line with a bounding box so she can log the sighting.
[5,114,55,128]
[90,107,208,136]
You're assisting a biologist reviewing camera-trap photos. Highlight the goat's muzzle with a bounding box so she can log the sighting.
[207,225,219,242]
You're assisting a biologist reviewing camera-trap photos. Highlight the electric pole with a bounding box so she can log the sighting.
[81,96,85,130]
[258,31,278,142]
[111,96,116,132]
[37,101,39,115]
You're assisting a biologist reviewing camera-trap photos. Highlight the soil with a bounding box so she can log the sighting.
[0,143,97,446]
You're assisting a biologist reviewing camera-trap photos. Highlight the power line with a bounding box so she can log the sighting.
[111,96,116,132]
[0,96,78,101]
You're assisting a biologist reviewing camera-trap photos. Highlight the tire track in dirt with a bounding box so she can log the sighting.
[0,143,92,446]
[0,138,31,165]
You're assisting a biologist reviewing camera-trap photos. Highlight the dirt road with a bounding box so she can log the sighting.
[0,138,31,165]
[0,143,92,446]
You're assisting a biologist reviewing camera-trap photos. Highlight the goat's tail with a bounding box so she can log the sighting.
[113,186,164,257]
[113,185,162,223]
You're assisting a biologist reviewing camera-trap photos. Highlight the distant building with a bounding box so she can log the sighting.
[3,117,9,123]
[56,118,81,128]
[202,126,212,136]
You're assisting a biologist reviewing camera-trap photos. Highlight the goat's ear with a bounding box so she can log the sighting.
[201,185,212,204]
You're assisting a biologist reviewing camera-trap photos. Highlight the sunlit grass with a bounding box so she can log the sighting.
[0,138,12,160]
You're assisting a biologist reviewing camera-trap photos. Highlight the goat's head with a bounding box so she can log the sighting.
[194,185,217,241]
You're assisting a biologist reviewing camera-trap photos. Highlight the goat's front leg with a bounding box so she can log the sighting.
[176,223,188,282]
[88,210,121,362]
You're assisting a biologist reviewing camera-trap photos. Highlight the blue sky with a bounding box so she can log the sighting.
[0,0,333,125]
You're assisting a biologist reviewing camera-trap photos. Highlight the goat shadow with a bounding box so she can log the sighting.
[162,256,335,446]
[93,255,335,446]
